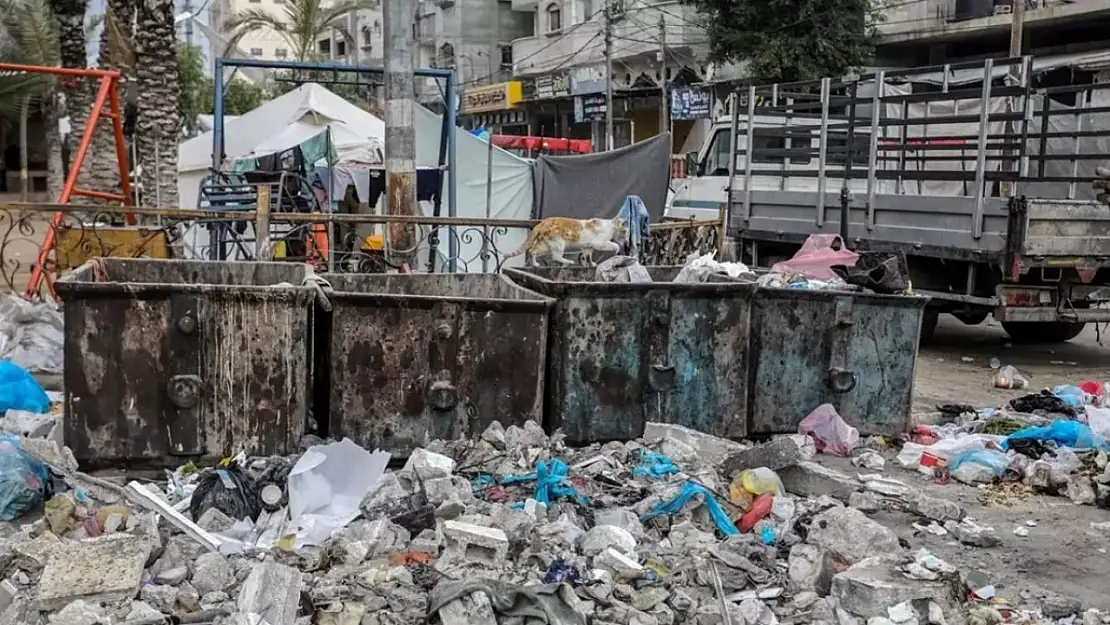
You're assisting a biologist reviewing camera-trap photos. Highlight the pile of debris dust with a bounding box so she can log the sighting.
[0,420,1102,625]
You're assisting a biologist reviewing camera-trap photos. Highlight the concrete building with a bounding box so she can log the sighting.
[209,0,294,61]
[313,7,385,66]
[411,0,535,115]
[504,0,710,151]
[877,0,1110,66]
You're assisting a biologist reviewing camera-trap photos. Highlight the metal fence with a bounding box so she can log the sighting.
[0,203,722,295]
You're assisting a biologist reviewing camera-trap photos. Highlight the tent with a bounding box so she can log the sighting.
[176,83,533,271]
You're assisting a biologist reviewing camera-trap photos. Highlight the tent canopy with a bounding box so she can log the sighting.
[178,83,386,173]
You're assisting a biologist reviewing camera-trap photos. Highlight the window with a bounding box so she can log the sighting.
[546,3,561,32]
[702,130,732,177]
[275,47,288,58]
[749,129,812,165]
[438,43,456,69]
[318,39,331,55]
[249,47,263,56]
[499,45,512,68]
[336,40,346,56]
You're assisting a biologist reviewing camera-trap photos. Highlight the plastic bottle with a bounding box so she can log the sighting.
[738,492,774,533]
[738,467,783,496]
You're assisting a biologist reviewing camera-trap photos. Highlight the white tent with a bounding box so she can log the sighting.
[176,83,533,271]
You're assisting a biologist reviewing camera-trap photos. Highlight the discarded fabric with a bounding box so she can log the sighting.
[632,451,680,480]
[0,434,49,520]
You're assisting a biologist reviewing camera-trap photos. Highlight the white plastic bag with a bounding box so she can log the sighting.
[896,442,926,469]
[287,438,390,547]
[1086,406,1110,439]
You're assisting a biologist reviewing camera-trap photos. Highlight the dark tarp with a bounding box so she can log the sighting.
[532,133,670,221]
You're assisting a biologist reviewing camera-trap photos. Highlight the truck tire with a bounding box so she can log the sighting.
[1001,321,1086,344]
[952,310,989,326]
[919,308,939,345]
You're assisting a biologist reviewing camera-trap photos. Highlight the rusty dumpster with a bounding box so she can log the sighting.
[748,288,928,436]
[320,273,555,456]
[503,267,754,445]
[55,259,314,468]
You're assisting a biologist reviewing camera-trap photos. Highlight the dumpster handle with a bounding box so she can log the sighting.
[826,367,857,393]
[303,272,333,312]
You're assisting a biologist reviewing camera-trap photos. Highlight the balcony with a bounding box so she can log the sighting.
[511,1,707,76]
[879,0,1110,44]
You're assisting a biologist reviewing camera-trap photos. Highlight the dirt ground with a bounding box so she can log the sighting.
[874,315,1110,611]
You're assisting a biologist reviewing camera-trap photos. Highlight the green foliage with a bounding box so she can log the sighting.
[179,43,265,135]
[222,0,378,62]
[267,69,375,108]
[0,0,59,119]
[681,0,883,83]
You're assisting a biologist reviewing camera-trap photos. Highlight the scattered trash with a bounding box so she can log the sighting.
[993,365,1028,390]
[0,434,49,520]
[799,404,859,457]
[674,251,753,283]
[0,361,50,415]
[770,234,858,282]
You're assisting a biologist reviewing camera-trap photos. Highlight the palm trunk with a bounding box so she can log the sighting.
[46,0,88,201]
[44,94,64,202]
[19,96,29,202]
[135,0,181,208]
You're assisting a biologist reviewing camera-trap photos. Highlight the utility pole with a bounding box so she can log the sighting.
[184,0,194,49]
[604,1,614,151]
[383,0,417,249]
[658,13,668,145]
[1008,0,1025,62]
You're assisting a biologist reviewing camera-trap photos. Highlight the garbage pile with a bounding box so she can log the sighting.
[906,376,1110,508]
[0,413,1105,625]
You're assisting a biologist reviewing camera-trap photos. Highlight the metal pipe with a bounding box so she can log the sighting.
[446,69,459,272]
[742,85,756,223]
[213,59,225,170]
[840,78,859,245]
[218,57,453,78]
[972,59,993,240]
[865,71,883,231]
[816,78,830,226]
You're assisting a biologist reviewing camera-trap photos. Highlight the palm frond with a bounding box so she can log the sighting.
[102,4,136,69]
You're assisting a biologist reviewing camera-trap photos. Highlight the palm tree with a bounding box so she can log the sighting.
[222,0,379,62]
[134,0,179,207]
[0,0,63,199]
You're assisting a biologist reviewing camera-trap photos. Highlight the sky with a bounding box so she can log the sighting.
[86,0,215,73]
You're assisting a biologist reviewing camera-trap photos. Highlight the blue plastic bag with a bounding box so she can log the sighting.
[632,451,679,480]
[499,459,590,507]
[1004,419,1105,450]
[1052,385,1087,409]
[0,361,49,414]
[641,481,739,536]
[0,434,49,521]
[948,449,1012,477]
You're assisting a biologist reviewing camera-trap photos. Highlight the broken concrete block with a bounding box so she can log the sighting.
[196,507,235,532]
[579,525,637,557]
[1067,477,1097,506]
[125,601,165,622]
[0,410,56,438]
[404,448,456,482]
[780,462,859,501]
[238,561,302,625]
[154,565,189,586]
[643,422,747,467]
[721,437,802,476]
[191,552,234,596]
[139,583,179,613]
[831,561,960,620]
[12,532,60,573]
[903,493,963,523]
[807,507,902,565]
[33,534,151,610]
[481,421,507,450]
[46,599,106,625]
[438,591,497,625]
[788,544,834,594]
[595,547,644,579]
[442,520,508,565]
[848,492,881,514]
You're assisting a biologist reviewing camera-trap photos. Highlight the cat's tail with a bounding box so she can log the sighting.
[503,227,536,260]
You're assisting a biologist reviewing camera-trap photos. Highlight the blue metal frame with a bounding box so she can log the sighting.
[212,58,460,269]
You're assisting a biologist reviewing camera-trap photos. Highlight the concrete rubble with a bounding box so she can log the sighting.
[0,415,1102,625]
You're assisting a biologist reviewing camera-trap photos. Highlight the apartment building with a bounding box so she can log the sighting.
[413,0,535,116]
[210,0,296,61]
[878,0,1110,67]
[314,8,385,66]
[504,0,710,150]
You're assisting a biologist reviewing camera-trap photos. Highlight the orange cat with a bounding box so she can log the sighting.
[504,216,629,266]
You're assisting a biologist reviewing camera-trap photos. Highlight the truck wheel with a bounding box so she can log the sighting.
[1001,321,1087,344]
[952,310,989,326]
[919,308,939,345]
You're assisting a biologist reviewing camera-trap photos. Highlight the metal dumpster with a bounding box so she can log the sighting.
[748,288,928,436]
[321,273,555,456]
[55,259,314,468]
[504,267,754,445]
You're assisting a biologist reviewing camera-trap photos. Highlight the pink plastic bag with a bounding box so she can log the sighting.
[771,234,859,281]
[798,404,859,457]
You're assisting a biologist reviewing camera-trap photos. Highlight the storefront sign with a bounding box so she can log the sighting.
[534,72,572,100]
[462,82,523,114]
[574,94,607,123]
[670,85,713,121]
[571,65,607,96]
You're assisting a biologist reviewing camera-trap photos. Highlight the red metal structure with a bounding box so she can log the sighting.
[8,64,135,299]
[490,135,592,155]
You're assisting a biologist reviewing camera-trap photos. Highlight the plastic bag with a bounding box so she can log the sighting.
[896,442,926,469]
[737,468,783,496]
[0,361,49,415]
[0,295,63,374]
[0,434,49,521]
[641,480,738,536]
[927,434,986,463]
[1086,406,1110,439]
[632,451,679,480]
[190,463,262,523]
[993,365,1028,390]
[674,251,752,284]
[771,234,859,282]
[1052,385,1089,409]
[948,449,1012,475]
[798,404,859,457]
[1004,419,1104,451]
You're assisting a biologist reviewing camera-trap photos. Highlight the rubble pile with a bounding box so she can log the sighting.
[0,415,1104,625]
